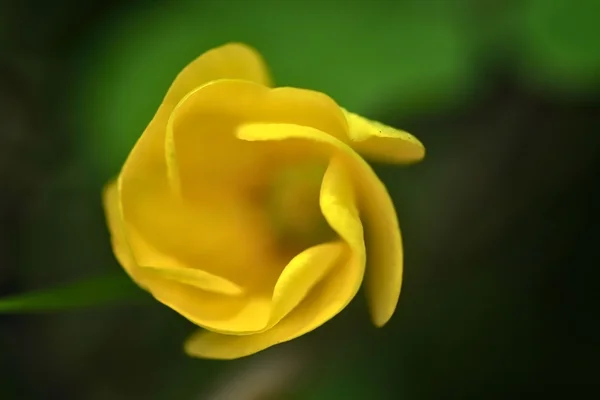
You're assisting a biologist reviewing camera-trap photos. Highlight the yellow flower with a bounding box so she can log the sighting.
[103,43,425,360]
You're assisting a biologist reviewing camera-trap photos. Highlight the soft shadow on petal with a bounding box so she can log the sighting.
[120,85,278,291]
[149,279,272,334]
[122,177,276,291]
[163,43,272,107]
[184,151,368,360]
[320,156,365,255]
[164,80,349,197]
[130,246,273,334]
[121,199,275,334]
[142,265,244,296]
[121,43,273,203]
[121,42,274,218]
[163,239,346,336]
[169,80,347,136]
[129,228,245,296]
[106,177,272,333]
[184,244,367,360]
[119,102,182,261]
[343,109,425,164]
[115,96,276,333]
[238,123,403,327]
[268,241,345,327]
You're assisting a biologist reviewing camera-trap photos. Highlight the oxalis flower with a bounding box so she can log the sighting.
[103,43,425,360]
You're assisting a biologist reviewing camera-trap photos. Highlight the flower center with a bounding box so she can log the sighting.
[267,161,336,252]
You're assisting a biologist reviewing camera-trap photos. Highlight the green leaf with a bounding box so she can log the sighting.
[0,273,146,313]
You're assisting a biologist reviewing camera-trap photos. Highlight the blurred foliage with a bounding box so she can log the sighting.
[295,360,389,400]
[518,0,600,95]
[1,0,599,398]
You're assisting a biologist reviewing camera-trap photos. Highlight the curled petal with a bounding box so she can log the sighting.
[185,249,365,360]
[120,84,278,293]
[122,193,278,333]
[163,43,271,107]
[269,241,345,326]
[165,79,348,196]
[105,180,272,333]
[150,281,272,334]
[320,156,365,254]
[113,99,276,333]
[343,109,425,164]
[137,259,245,297]
[238,123,403,327]
[184,147,369,359]
[165,240,343,337]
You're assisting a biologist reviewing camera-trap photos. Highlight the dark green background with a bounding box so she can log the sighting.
[1,0,598,398]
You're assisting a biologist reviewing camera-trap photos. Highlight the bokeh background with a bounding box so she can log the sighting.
[1,0,598,398]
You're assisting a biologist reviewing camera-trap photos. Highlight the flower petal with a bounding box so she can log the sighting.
[163,43,271,107]
[164,79,348,197]
[148,279,272,334]
[320,156,365,254]
[238,123,403,327]
[114,99,276,333]
[149,239,344,336]
[185,250,366,360]
[142,267,243,296]
[343,109,425,164]
[102,180,147,287]
[269,241,345,326]
[122,177,276,291]
[119,94,278,291]
[184,153,368,359]
[118,203,274,333]
[105,178,270,332]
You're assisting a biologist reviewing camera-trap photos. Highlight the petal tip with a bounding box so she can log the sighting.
[371,311,394,328]
[183,331,251,360]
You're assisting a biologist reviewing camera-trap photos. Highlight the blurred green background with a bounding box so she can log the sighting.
[1,0,598,398]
